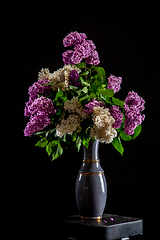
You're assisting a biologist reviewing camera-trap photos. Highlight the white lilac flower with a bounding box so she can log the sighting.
[56,114,82,138]
[49,65,81,91]
[90,107,117,143]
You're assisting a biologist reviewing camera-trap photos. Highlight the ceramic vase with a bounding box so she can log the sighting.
[75,139,107,219]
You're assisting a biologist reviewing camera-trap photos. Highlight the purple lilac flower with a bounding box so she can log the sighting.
[63,31,87,47]
[86,50,100,66]
[62,50,74,65]
[28,96,57,117]
[24,78,51,117]
[83,99,104,114]
[124,90,145,112]
[24,97,56,137]
[62,31,100,66]
[70,50,84,64]
[24,112,52,137]
[73,40,96,58]
[69,70,82,88]
[107,74,122,94]
[124,91,145,135]
[28,78,51,100]
[109,105,123,129]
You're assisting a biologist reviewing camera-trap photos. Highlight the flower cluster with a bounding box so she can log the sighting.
[24,97,56,137]
[24,31,146,159]
[27,96,56,116]
[24,112,52,137]
[107,74,122,94]
[63,31,87,47]
[69,70,82,88]
[124,91,145,135]
[90,107,117,143]
[109,105,123,129]
[49,65,81,91]
[24,78,51,117]
[62,31,100,66]
[64,97,89,119]
[83,99,105,114]
[56,114,81,138]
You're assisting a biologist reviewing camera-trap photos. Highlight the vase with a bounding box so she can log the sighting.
[75,139,107,219]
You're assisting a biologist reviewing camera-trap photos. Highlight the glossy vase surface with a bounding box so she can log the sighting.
[75,139,107,219]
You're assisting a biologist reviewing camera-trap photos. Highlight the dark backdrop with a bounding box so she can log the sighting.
[12,5,159,239]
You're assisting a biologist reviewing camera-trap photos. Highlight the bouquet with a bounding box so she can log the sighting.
[24,31,145,160]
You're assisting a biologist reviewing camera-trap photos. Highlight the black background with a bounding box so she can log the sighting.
[11,4,159,239]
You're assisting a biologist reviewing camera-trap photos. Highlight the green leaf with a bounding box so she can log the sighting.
[112,97,124,107]
[42,82,57,86]
[79,95,90,102]
[69,85,79,91]
[76,136,82,152]
[76,62,85,68]
[98,89,114,97]
[35,139,48,147]
[82,87,88,94]
[112,137,124,155]
[46,142,53,156]
[91,79,101,92]
[51,140,63,161]
[133,124,142,139]
[120,130,132,141]
[80,70,89,76]
[77,89,82,96]
[89,93,96,99]
[72,131,77,142]
[53,88,67,106]
[97,67,106,81]
[91,74,98,79]
[56,108,61,115]
[81,136,91,148]
[80,77,90,87]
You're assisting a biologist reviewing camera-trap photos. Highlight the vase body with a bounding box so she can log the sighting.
[75,139,107,219]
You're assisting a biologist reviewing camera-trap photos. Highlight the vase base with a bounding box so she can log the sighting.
[80,216,102,220]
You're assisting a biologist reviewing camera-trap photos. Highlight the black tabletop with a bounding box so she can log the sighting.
[53,213,143,240]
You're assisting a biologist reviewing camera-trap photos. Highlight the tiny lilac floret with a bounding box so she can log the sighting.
[110,218,114,221]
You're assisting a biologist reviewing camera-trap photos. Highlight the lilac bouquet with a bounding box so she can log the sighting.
[24,31,145,159]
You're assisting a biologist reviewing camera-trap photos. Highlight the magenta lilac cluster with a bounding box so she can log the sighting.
[24,96,56,137]
[24,78,56,137]
[109,105,123,129]
[24,112,52,137]
[24,78,51,117]
[124,91,145,135]
[83,99,104,114]
[62,31,100,66]
[107,74,122,94]
[69,70,82,88]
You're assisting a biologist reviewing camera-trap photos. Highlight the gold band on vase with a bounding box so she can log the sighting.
[83,159,100,163]
[78,172,104,175]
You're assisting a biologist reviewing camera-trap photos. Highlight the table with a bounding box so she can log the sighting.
[53,214,143,240]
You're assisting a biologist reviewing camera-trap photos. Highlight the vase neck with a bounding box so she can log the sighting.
[83,139,99,160]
